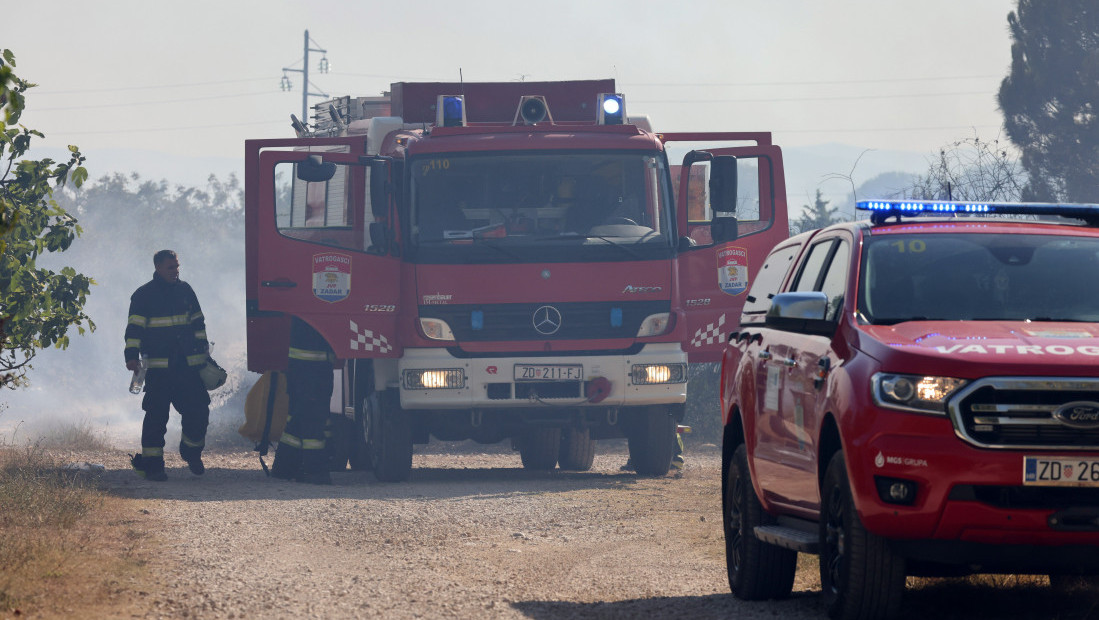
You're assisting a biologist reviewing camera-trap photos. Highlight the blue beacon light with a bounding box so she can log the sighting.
[856,199,1099,221]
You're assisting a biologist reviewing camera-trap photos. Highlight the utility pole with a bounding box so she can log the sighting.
[280,29,330,126]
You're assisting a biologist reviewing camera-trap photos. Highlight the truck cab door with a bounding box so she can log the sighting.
[661,134,790,363]
[246,137,403,372]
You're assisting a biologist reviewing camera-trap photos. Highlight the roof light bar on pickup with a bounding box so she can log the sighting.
[857,199,1099,219]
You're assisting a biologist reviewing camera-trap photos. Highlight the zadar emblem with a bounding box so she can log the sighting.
[313,253,352,303]
[717,246,749,296]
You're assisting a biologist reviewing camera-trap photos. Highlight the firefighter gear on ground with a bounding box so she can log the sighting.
[271,318,335,485]
[125,270,211,478]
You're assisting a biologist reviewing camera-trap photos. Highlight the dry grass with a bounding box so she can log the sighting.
[0,429,158,618]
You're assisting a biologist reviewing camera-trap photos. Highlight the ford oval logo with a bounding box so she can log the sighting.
[1052,401,1099,429]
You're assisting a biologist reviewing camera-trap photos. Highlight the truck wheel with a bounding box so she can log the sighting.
[326,414,353,472]
[369,389,413,482]
[627,406,675,476]
[725,444,796,600]
[558,427,595,471]
[518,427,561,471]
[349,370,375,471]
[820,451,906,620]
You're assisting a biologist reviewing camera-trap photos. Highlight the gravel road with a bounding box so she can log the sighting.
[69,444,1097,620]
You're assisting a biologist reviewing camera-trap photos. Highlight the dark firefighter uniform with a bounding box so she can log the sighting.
[271,317,335,485]
[125,272,210,479]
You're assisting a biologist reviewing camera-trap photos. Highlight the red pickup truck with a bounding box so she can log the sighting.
[720,199,1099,619]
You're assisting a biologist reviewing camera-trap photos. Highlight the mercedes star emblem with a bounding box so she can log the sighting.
[532,305,562,335]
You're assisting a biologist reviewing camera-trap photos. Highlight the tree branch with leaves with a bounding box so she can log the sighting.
[0,49,94,388]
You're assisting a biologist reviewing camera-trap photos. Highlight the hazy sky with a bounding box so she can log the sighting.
[7,0,1018,162]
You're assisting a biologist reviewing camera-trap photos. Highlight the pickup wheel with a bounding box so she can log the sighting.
[518,427,561,470]
[820,451,906,620]
[558,427,596,471]
[627,406,676,476]
[369,389,413,482]
[724,444,797,600]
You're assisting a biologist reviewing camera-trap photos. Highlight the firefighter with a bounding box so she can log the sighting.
[270,317,335,485]
[125,250,211,481]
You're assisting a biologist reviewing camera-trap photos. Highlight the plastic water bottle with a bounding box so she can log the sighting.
[129,356,147,394]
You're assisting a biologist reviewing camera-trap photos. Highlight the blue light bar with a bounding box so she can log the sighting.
[437,95,466,127]
[856,199,1099,222]
[597,93,625,125]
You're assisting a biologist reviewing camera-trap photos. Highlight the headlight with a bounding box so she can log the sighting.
[420,317,455,341]
[631,363,687,385]
[872,373,967,415]
[404,368,465,389]
[636,312,672,337]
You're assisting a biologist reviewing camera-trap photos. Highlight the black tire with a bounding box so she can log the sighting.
[627,406,676,476]
[558,427,596,471]
[820,451,906,620]
[518,427,561,471]
[369,389,413,482]
[1049,574,1099,593]
[349,365,374,471]
[326,414,353,472]
[724,444,797,600]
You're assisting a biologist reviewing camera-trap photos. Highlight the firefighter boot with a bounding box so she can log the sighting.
[131,453,168,481]
[180,444,205,476]
[270,444,302,480]
[296,449,333,485]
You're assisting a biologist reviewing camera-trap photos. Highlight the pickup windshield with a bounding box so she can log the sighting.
[860,232,1099,324]
[409,151,675,263]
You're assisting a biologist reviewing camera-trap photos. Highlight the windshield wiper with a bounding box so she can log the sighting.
[583,235,643,259]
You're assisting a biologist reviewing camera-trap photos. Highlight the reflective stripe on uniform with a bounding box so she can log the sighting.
[146,358,170,369]
[146,313,192,328]
[142,446,164,457]
[279,433,303,448]
[289,347,329,362]
[195,330,207,340]
[129,314,147,327]
[181,434,204,448]
[126,338,141,348]
[186,353,208,367]
[191,311,205,322]
[302,438,326,451]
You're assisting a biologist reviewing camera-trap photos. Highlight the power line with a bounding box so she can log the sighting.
[634,91,995,105]
[32,77,275,95]
[32,90,281,111]
[627,74,1002,88]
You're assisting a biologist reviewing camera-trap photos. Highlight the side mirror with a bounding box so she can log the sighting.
[710,216,738,243]
[369,160,390,219]
[297,155,336,183]
[765,291,835,335]
[368,222,389,255]
[709,155,738,215]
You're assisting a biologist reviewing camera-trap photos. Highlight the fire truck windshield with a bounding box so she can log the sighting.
[859,233,1099,324]
[409,151,675,263]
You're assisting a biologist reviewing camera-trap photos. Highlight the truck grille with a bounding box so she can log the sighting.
[419,301,669,342]
[949,378,1099,450]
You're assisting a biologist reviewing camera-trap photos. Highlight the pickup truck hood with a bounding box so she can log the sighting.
[858,321,1099,377]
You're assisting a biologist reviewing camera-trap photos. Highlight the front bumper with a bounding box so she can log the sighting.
[849,420,1099,554]
[398,343,687,409]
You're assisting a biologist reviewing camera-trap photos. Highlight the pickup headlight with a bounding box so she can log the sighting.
[872,373,967,415]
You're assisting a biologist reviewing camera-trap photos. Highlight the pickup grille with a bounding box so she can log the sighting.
[949,378,1099,450]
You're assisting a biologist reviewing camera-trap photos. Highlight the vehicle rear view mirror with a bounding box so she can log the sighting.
[368,222,389,255]
[370,159,390,218]
[297,154,336,183]
[710,155,738,215]
[765,291,833,334]
[711,216,738,243]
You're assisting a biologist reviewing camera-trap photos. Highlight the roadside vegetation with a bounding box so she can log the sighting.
[0,421,154,617]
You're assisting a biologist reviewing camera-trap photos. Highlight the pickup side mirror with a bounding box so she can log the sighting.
[765,291,835,335]
[297,155,336,182]
[709,155,738,215]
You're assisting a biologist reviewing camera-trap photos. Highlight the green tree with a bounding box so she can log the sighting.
[0,49,93,388]
[998,0,1099,202]
[792,189,842,234]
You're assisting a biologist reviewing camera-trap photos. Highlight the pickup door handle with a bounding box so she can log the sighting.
[261,280,297,288]
[781,358,798,367]
[757,351,773,360]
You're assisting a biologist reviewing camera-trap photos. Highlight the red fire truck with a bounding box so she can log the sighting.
[721,199,1099,618]
[245,80,790,481]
